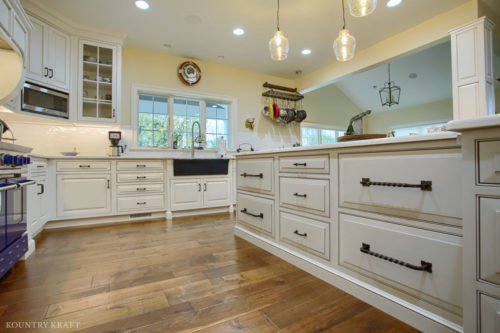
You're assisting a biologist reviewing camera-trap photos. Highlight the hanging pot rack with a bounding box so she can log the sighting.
[262,82,304,101]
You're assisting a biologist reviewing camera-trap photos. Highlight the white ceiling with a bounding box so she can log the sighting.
[28,0,469,79]
[332,41,453,112]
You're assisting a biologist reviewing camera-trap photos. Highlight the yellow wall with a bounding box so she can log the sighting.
[303,84,361,128]
[121,47,300,149]
[296,1,477,94]
[365,99,453,133]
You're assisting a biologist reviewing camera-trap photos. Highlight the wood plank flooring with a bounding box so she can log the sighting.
[0,214,420,332]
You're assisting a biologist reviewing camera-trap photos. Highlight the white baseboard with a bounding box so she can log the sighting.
[45,211,167,229]
[21,238,36,260]
[235,226,462,333]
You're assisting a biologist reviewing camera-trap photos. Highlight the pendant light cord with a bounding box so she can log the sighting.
[277,0,280,31]
[388,63,391,85]
[341,0,346,29]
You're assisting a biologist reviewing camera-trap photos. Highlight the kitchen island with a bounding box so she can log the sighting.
[235,131,463,333]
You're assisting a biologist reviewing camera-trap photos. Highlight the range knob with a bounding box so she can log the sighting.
[3,154,13,166]
[15,155,23,166]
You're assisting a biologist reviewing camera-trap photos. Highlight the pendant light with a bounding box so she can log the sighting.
[379,63,401,107]
[347,0,377,17]
[269,0,289,61]
[333,0,356,62]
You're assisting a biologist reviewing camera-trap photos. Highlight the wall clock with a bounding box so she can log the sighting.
[178,61,202,86]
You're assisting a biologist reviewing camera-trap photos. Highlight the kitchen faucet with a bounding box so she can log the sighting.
[191,121,202,158]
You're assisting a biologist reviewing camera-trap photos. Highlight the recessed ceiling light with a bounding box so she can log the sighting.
[233,28,245,36]
[301,49,312,55]
[386,0,402,8]
[135,0,150,10]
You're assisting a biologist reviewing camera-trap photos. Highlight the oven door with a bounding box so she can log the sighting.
[5,178,35,247]
[0,181,16,252]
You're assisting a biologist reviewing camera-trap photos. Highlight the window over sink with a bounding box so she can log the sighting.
[132,85,235,150]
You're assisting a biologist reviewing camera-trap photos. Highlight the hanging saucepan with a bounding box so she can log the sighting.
[273,97,279,119]
[295,99,307,122]
[279,99,288,123]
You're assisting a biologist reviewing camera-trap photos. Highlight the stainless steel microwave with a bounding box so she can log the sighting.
[21,82,69,119]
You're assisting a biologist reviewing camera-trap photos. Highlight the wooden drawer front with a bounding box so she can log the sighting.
[478,140,500,184]
[280,177,329,216]
[480,294,500,333]
[117,172,164,183]
[237,158,273,194]
[279,212,329,259]
[29,159,48,173]
[117,183,164,196]
[117,160,164,171]
[339,149,462,225]
[279,155,329,174]
[339,213,462,311]
[237,193,273,234]
[57,161,111,172]
[479,197,500,285]
[117,195,164,212]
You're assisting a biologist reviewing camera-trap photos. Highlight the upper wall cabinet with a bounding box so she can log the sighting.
[25,16,70,91]
[78,40,120,123]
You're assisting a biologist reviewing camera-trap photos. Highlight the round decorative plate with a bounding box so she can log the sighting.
[178,61,202,86]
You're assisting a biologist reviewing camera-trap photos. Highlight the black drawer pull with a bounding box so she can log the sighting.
[136,187,147,191]
[79,165,91,168]
[240,208,263,219]
[360,243,433,273]
[293,193,307,198]
[136,176,147,179]
[137,202,147,205]
[240,172,263,178]
[360,178,432,191]
[293,163,307,166]
[293,230,307,237]
[36,165,45,168]
[136,164,146,168]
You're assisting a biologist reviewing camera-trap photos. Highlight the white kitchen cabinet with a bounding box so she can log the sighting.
[56,173,111,218]
[26,16,70,91]
[171,177,230,211]
[78,40,120,123]
[170,179,203,211]
[27,176,47,237]
[0,0,12,37]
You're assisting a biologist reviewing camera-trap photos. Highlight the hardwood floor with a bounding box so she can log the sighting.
[0,214,419,332]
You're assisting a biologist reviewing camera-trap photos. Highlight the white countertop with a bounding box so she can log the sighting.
[236,132,460,156]
[29,152,235,160]
[446,114,500,131]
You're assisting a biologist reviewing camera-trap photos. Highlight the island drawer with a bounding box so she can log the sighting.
[279,212,329,260]
[478,140,500,184]
[479,197,500,285]
[237,158,273,194]
[280,177,329,217]
[339,213,462,313]
[57,160,111,172]
[117,160,164,171]
[117,183,164,195]
[117,195,164,212]
[279,155,329,174]
[237,193,274,235]
[29,159,48,174]
[480,294,500,333]
[116,172,164,183]
[338,149,462,226]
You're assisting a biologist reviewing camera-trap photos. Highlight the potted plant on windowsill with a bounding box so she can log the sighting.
[173,134,182,149]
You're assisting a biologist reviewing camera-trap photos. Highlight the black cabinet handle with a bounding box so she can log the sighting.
[293,163,307,167]
[37,184,44,195]
[136,187,146,191]
[136,164,146,168]
[49,68,53,79]
[136,176,147,179]
[44,67,48,77]
[293,193,307,198]
[240,208,263,219]
[360,243,433,273]
[79,165,91,168]
[240,172,263,178]
[137,202,147,205]
[293,230,308,237]
[204,183,207,192]
[360,178,432,191]
[107,180,110,189]
[198,183,201,192]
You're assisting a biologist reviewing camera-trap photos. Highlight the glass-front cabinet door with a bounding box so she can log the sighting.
[78,40,119,123]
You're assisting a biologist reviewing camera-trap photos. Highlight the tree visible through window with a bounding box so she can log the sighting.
[206,102,229,149]
[173,98,200,149]
[138,94,168,147]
